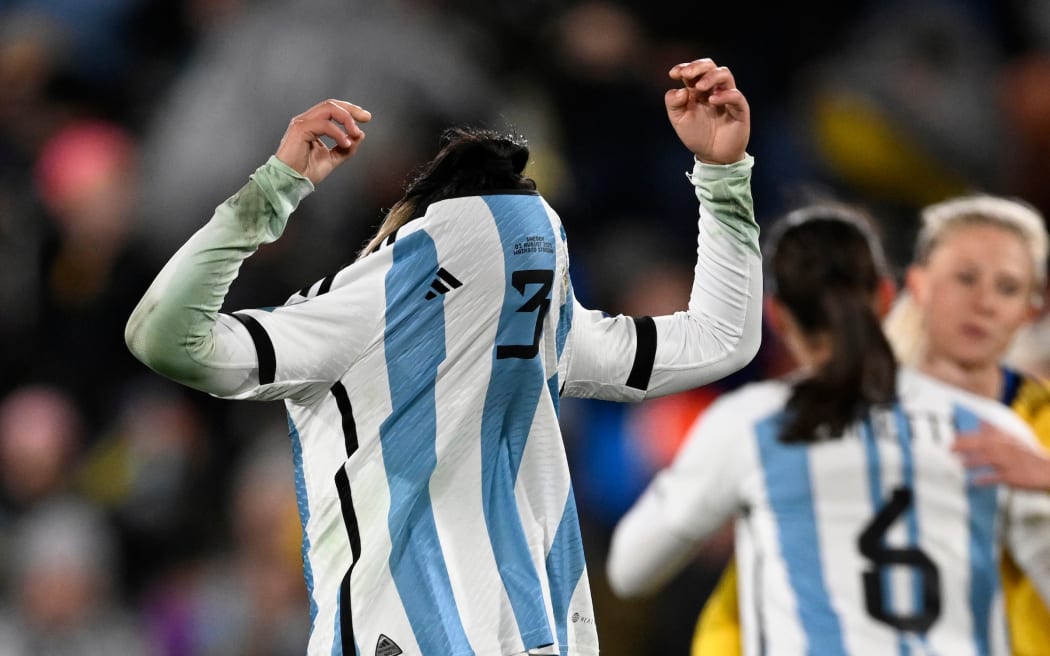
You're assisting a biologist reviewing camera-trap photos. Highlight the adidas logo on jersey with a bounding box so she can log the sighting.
[424,268,463,300]
[375,634,403,656]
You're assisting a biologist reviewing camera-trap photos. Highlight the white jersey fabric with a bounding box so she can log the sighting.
[126,155,761,655]
[608,368,1050,656]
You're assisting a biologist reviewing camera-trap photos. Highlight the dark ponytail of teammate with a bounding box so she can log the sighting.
[768,206,897,443]
[361,127,535,257]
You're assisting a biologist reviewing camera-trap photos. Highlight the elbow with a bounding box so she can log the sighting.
[605,527,660,600]
[125,319,170,377]
[726,320,762,373]
[124,305,193,384]
[124,305,151,365]
[605,555,649,601]
[715,293,763,376]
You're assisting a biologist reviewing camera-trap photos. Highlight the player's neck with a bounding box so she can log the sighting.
[918,354,1002,400]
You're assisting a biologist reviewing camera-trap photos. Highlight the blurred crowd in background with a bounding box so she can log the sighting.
[0,0,1048,653]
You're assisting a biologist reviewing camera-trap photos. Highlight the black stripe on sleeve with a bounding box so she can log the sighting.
[330,381,359,456]
[231,313,276,385]
[334,466,361,651]
[625,316,657,391]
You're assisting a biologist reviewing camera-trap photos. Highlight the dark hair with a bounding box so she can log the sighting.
[767,204,897,443]
[361,127,536,257]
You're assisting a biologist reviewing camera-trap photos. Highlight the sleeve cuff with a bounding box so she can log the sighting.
[686,153,755,187]
[252,155,315,215]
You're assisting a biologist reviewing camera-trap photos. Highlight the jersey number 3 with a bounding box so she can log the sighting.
[858,486,941,633]
[497,269,554,360]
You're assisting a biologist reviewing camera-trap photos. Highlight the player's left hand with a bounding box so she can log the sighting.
[953,422,1050,490]
[275,99,372,185]
[665,58,750,165]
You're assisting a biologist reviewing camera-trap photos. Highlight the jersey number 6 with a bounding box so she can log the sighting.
[496,269,554,360]
[858,486,941,633]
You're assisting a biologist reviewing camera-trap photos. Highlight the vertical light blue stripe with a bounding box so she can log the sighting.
[556,245,573,363]
[861,416,912,656]
[556,284,573,360]
[550,279,574,417]
[954,404,998,656]
[545,486,586,656]
[547,374,560,417]
[381,231,471,654]
[331,595,339,656]
[287,416,319,631]
[478,194,557,648]
[859,418,895,638]
[756,413,847,655]
[893,409,921,654]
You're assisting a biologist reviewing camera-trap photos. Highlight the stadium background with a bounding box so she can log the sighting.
[0,0,1047,653]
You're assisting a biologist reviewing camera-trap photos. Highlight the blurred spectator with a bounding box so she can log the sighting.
[0,384,82,512]
[0,498,155,655]
[0,0,147,92]
[26,118,158,433]
[78,380,224,597]
[796,2,1009,268]
[141,434,309,656]
[541,2,703,266]
[134,0,500,309]
[1000,53,1050,217]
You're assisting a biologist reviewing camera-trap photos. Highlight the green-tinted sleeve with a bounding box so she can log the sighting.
[687,154,759,256]
[124,157,313,394]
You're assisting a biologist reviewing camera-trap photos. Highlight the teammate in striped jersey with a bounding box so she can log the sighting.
[690,194,1050,655]
[607,206,1050,655]
[125,58,762,655]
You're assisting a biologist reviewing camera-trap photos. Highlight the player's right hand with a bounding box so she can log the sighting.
[954,421,1050,490]
[275,99,372,185]
[665,59,749,165]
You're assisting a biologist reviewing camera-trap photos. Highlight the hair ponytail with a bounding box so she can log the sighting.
[781,287,896,442]
[767,205,897,443]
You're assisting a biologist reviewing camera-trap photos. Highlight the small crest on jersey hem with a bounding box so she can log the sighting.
[375,633,403,656]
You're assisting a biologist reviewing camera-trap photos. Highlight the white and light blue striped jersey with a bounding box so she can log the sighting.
[126,155,762,655]
[609,368,1050,656]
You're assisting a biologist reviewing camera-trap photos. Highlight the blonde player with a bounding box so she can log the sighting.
[691,194,1050,656]
[608,206,1050,655]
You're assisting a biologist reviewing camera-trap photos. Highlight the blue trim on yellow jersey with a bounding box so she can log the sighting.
[1000,366,1022,406]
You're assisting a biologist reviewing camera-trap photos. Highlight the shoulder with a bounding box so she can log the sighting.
[1014,371,1050,411]
[282,248,394,306]
[900,367,1036,442]
[699,379,791,425]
